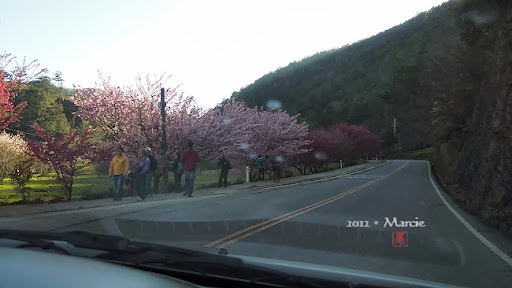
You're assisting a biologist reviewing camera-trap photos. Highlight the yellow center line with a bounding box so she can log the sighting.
[204,179,377,248]
[216,180,378,248]
[204,163,407,249]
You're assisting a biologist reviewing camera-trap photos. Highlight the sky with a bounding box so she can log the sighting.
[1,0,448,109]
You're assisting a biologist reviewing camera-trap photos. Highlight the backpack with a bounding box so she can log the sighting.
[177,161,184,174]
[148,155,158,172]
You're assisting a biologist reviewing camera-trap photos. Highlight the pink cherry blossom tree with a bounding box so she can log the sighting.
[73,73,197,169]
[185,99,255,164]
[73,74,311,182]
[228,107,310,181]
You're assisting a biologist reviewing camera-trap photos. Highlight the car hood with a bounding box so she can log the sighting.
[231,253,464,288]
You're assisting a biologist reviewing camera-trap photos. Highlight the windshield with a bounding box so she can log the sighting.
[1,0,512,287]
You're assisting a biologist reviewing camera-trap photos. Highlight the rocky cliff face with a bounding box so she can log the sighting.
[437,0,512,229]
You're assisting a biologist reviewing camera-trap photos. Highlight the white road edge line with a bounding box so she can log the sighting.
[426,161,512,267]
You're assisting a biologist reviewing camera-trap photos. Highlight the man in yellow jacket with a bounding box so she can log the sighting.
[109,147,129,201]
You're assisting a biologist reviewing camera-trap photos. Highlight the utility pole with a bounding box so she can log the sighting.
[53,71,64,97]
[161,88,168,194]
[392,117,402,152]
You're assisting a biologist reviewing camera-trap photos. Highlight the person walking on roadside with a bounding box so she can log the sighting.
[136,149,151,202]
[181,141,200,197]
[171,152,184,193]
[218,155,231,188]
[145,147,158,198]
[257,155,265,181]
[109,147,129,201]
[272,159,281,183]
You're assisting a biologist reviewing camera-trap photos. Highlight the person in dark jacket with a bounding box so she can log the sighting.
[171,152,184,193]
[257,155,265,181]
[145,147,158,198]
[272,159,281,183]
[218,155,231,188]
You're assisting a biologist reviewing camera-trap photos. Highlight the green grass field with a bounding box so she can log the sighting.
[0,162,347,205]
[402,146,438,162]
[193,169,245,189]
[0,173,114,203]
[0,168,247,204]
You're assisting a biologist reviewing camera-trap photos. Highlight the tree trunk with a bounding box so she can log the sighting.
[154,171,160,194]
[294,165,305,175]
[68,184,73,201]
[64,176,74,201]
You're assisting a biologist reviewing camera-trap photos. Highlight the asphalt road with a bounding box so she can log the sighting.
[1,160,512,287]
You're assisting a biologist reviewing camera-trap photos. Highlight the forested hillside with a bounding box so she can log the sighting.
[10,77,80,138]
[231,0,463,150]
[231,0,512,228]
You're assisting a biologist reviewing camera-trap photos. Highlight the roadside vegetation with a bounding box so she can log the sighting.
[0,161,358,205]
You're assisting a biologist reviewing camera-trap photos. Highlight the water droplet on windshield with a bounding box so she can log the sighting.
[222,117,232,125]
[314,151,328,160]
[266,99,282,110]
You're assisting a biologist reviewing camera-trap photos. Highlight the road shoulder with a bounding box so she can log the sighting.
[0,161,388,218]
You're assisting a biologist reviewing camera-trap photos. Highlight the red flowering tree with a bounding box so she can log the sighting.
[292,124,382,175]
[292,129,336,175]
[26,126,105,201]
[328,124,382,164]
[0,53,41,131]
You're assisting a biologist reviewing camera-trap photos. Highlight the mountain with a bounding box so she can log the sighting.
[231,1,466,150]
[231,0,512,228]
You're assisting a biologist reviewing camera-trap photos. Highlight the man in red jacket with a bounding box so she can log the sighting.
[181,141,201,197]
